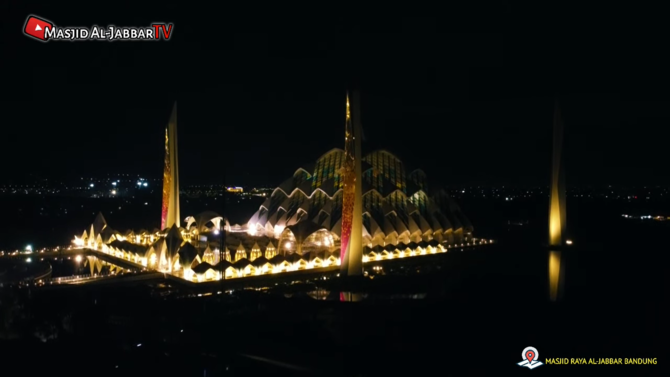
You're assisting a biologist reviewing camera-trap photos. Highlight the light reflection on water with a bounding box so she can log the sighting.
[48,255,136,278]
[292,290,427,301]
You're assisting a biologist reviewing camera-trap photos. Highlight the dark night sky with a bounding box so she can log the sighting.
[3,5,669,188]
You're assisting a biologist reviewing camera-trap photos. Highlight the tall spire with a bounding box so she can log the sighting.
[549,98,566,247]
[340,91,364,277]
[161,102,180,230]
[549,98,567,301]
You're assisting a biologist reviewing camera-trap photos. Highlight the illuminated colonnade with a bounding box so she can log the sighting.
[72,212,493,283]
[72,211,477,283]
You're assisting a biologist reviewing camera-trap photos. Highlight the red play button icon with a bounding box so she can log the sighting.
[24,15,54,41]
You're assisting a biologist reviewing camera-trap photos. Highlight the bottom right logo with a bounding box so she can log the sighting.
[518,346,544,369]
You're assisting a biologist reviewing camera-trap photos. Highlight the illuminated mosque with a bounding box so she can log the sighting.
[73,94,488,282]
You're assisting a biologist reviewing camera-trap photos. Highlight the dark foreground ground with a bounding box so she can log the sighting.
[1,253,665,374]
[0,199,667,375]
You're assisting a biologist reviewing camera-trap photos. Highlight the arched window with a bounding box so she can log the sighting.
[302,229,335,253]
[278,229,297,255]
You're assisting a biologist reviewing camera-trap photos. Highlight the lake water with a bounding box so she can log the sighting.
[1,193,667,300]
